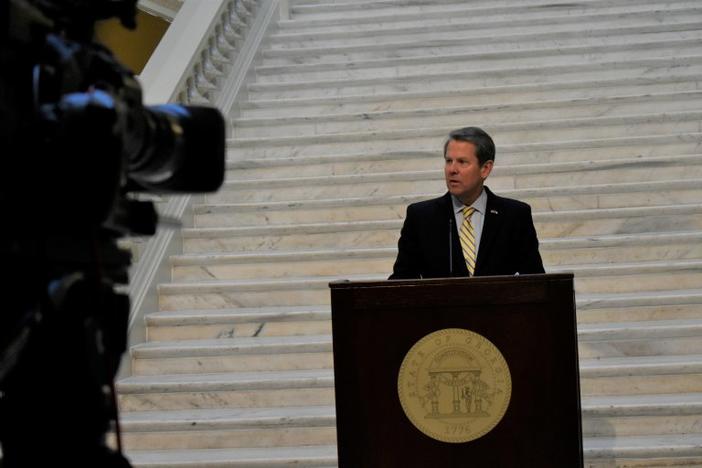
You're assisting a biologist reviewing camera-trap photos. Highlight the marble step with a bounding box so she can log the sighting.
[126,444,337,468]
[285,0,664,23]
[266,29,702,68]
[276,0,699,36]
[225,140,702,180]
[226,132,702,169]
[144,289,702,342]
[289,0,661,6]
[232,90,702,139]
[171,225,702,268]
[280,0,700,31]
[250,96,702,138]
[199,188,702,226]
[125,437,702,467]
[228,110,702,159]
[119,406,336,451]
[118,354,702,413]
[542,231,702,266]
[156,274,377,310]
[131,319,702,375]
[124,437,702,468]
[180,226,702,264]
[225,146,702,181]
[261,27,702,71]
[584,434,702,467]
[291,0,457,4]
[181,203,702,254]
[247,55,702,101]
[535,203,702,240]
[277,1,700,42]
[145,305,333,341]
[290,0,459,4]
[578,319,702,360]
[204,175,702,207]
[250,258,702,296]
[171,248,395,281]
[264,26,702,69]
[171,231,702,281]
[264,21,702,63]
[578,289,702,325]
[158,256,702,309]
[117,368,336,412]
[290,0,468,11]
[583,393,702,436]
[144,291,702,344]
[225,134,702,171]
[291,0,384,4]
[182,219,400,254]
[238,73,702,119]
[288,0,677,11]
[580,354,702,397]
[117,393,702,451]
[130,335,334,375]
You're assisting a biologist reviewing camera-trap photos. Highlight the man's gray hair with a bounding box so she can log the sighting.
[443,127,495,166]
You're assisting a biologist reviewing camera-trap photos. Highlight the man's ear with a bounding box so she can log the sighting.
[480,160,494,179]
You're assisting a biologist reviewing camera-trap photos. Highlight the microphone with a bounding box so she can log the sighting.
[449,217,453,275]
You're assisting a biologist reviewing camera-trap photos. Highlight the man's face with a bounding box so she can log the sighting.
[444,140,493,205]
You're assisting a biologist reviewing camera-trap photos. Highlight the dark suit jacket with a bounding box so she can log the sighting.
[389,187,545,279]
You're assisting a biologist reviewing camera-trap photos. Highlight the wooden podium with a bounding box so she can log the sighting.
[330,274,582,467]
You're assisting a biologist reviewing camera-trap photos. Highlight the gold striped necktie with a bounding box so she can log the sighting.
[460,206,477,275]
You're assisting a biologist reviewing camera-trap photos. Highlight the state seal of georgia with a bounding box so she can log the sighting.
[397,328,512,443]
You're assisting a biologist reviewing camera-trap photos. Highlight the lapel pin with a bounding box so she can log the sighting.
[490,209,499,214]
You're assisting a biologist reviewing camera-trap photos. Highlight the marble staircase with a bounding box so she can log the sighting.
[121,0,702,466]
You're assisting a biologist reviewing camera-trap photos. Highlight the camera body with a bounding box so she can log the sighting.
[22,0,225,235]
[0,1,226,465]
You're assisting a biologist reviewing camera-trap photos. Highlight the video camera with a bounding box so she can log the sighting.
[6,0,225,234]
[0,0,226,465]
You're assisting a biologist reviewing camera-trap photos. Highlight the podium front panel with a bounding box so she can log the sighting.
[330,274,582,468]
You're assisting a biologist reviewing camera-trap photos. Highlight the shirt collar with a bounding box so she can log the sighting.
[451,188,487,215]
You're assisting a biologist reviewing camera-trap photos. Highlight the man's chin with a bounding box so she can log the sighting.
[448,186,482,205]
[447,186,464,198]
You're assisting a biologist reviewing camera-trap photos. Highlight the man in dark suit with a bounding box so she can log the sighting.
[390,127,544,279]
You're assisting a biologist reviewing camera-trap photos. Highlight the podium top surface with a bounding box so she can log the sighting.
[329,273,574,290]
[329,273,574,309]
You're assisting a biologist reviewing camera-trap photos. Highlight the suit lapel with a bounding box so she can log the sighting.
[475,187,502,275]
